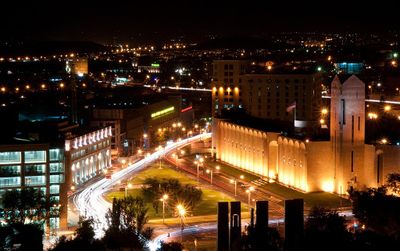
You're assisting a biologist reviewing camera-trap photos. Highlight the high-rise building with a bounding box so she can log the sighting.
[211,60,323,128]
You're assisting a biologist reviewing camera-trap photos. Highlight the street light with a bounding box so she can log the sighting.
[176,204,186,242]
[206,169,213,184]
[125,183,133,197]
[246,186,255,207]
[160,194,169,224]
[195,157,204,180]
[172,153,178,169]
[158,145,163,169]
[230,179,237,197]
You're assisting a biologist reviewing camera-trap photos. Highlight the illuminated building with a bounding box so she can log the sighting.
[65,57,88,77]
[0,144,65,230]
[213,75,400,194]
[91,97,181,155]
[211,60,323,129]
[0,124,112,229]
[64,127,112,186]
[211,60,249,115]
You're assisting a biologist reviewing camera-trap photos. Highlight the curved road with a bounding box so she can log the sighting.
[72,133,212,239]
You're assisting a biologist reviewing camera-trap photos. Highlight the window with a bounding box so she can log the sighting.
[25,176,46,186]
[25,164,46,175]
[24,151,46,163]
[0,177,21,187]
[50,174,64,184]
[50,149,63,161]
[351,115,354,143]
[50,185,60,194]
[341,99,346,125]
[0,165,21,176]
[50,163,64,173]
[0,152,21,164]
[351,151,354,172]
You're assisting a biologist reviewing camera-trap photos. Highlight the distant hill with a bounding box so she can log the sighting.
[0,41,106,56]
[192,35,289,50]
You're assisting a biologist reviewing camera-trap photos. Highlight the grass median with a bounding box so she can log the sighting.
[105,161,247,221]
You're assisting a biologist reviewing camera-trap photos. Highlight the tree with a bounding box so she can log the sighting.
[241,226,282,251]
[0,223,43,251]
[304,207,351,251]
[386,173,400,195]
[103,196,153,250]
[157,241,184,251]
[50,217,104,251]
[2,188,47,225]
[349,187,400,240]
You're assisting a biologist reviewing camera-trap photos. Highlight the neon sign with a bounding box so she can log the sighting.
[151,106,175,118]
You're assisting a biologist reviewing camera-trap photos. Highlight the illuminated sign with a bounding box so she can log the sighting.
[151,63,160,67]
[181,106,193,113]
[151,106,175,118]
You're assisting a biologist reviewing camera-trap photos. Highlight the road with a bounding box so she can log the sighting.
[72,132,212,239]
[164,153,285,218]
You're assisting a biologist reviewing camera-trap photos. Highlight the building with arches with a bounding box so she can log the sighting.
[213,75,400,194]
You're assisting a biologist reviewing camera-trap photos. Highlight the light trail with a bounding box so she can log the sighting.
[323,95,400,105]
[73,133,212,239]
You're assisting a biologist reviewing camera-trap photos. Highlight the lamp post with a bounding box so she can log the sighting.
[246,186,255,207]
[230,179,237,197]
[143,133,148,149]
[194,157,204,181]
[206,169,213,184]
[172,153,178,169]
[160,194,169,224]
[194,161,199,180]
[177,204,186,242]
[125,183,133,197]
[158,145,163,169]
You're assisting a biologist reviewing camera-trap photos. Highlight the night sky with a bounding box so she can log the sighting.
[1,1,399,44]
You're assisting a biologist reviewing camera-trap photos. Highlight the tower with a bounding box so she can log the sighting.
[330,75,365,194]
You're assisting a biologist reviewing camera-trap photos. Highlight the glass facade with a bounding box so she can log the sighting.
[0,152,21,164]
[24,151,46,163]
[49,163,64,173]
[49,149,63,161]
[0,177,21,187]
[25,175,46,186]
[49,185,60,194]
[1,145,67,230]
[50,174,64,184]
[0,165,21,176]
[25,164,46,175]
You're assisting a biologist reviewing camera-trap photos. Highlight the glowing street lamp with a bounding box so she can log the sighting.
[160,194,169,224]
[246,186,255,207]
[125,183,133,197]
[176,204,186,233]
[321,108,328,115]
[206,169,213,184]
[230,179,237,197]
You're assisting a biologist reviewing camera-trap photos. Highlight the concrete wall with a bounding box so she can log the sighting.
[306,141,334,192]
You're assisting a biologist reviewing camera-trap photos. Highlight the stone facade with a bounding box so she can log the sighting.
[213,75,400,194]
